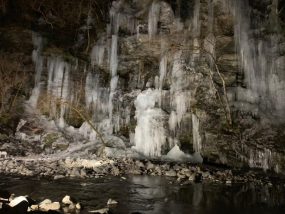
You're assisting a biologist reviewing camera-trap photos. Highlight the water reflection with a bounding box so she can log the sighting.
[0,175,285,214]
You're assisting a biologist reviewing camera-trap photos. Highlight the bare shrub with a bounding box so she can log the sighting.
[0,56,28,113]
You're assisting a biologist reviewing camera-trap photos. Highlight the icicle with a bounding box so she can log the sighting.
[249,149,272,171]
[168,51,189,131]
[110,35,118,77]
[192,0,201,37]
[188,0,201,63]
[85,72,100,109]
[232,0,285,118]
[108,34,119,132]
[58,66,70,128]
[46,57,70,127]
[159,54,167,91]
[28,34,44,108]
[109,2,120,35]
[169,111,177,132]
[207,0,214,33]
[148,1,161,39]
[90,42,105,67]
[47,59,55,96]
[192,114,202,153]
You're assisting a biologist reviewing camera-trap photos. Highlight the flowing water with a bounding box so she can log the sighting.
[1,175,285,214]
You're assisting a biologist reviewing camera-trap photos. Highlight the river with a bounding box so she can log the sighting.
[1,175,285,214]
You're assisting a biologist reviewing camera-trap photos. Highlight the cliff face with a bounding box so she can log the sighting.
[1,0,285,173]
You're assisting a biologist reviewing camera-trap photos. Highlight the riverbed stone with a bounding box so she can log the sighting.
[165,170,177,177]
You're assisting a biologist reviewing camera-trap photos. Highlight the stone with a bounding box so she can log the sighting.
[39,202,60,211]
[0,151,7,158]
[135,160,145,168]
[146,161,155,170]
[111,166,120,176]
[54,175,65,180]
[70,168,81,177]
[80,168,87,177]
[69,203,75,210]
[62,195,73,205]
[39,199,52,205]
[107,198,118,206]
[9,196,28,207]
[226,180,232,185]
[165,170,177,177]
[188,174,195,181]
[30,204,39,211]
[89,207,109,213]
[75,203,81,210]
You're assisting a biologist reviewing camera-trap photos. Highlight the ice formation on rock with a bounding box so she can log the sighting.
[165,144,191,161]
[27,34,44,108]
[232,0,285,120]
[90,40,105,67]
[249,149,272,171]
[192,114,202,153]
[46,57,70,128]
[148,1,161,38]
[134,89,166,157]
[169,51,190,132]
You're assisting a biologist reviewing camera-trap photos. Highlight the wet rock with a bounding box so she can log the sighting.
[75,203,82,210]
[70,168,81,177]
[30,204,39,211]
[188,174,195,181]
[62,195,74,205]
[107,198,118,206]
[0,151,7,158]
[111,166,120,176]
[39,201,60,211]
[89,207,109,213]
[177,172,186,179]
[154,166,162,175]
[194,173,203,183]
[226,180,232,185]
[54,175,65,180]
[146,161,155,170]
[135,160,145,168]
[80,168,87,177]
[129,169,142,175]
[165,170,177,177]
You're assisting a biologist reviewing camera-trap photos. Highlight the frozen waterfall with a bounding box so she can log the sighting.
[134,89,166,157]
[232,0,285,120]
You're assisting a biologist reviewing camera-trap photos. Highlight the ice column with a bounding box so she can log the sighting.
[108,35,119,126]
[46,57,70,128]
[192,114,202,153]
[168,51,189,132]
[191,0,201,61]
[148,1,161,39]
[107,1,121,133]
[90,41,105,67]
[134,89,166,157]
[28,34,44,108]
